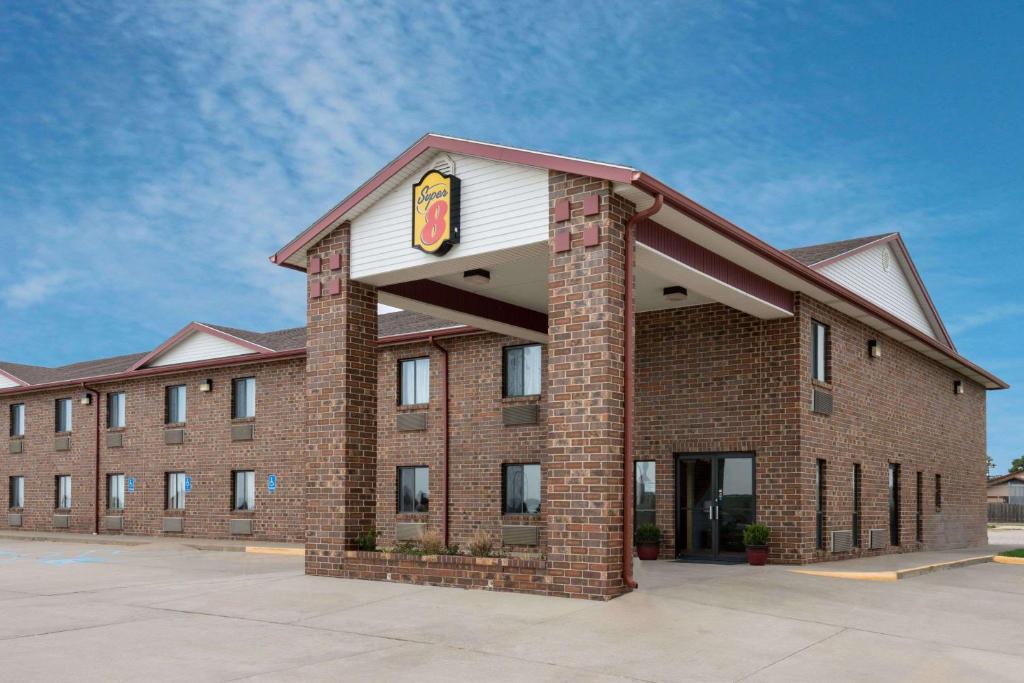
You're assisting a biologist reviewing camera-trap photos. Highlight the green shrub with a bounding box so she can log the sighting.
[635,523,662,545]
[998,548,1024,558]
[354,530,378,551]
[743,523,771,547]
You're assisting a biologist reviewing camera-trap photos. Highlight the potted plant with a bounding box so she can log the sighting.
[743,523,771,566]
[634,523,662,560]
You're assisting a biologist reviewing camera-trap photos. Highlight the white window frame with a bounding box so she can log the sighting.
[504,344,542,397]
[399,357,430,406]
[55,398,73,433]
[108,473,125,510]
[107,392,126,429]
[166,385,186,424]
[56,475,72,509]
[233,470,256,511]
[10,403,25,437]
[232,377,256,419]
[167,472,187,510]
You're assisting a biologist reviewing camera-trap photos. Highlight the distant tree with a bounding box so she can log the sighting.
[1011,456,1024,474]
[987,454,996,472]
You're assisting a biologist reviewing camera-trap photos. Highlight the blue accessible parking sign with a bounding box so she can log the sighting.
[184,476,192,492]
[268,474,277,492]
[127,477,135,493]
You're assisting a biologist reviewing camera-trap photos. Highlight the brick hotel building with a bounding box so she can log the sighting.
[0,135,1006,600]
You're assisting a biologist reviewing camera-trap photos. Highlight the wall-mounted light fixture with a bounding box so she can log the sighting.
[663,286,688,303]
[953,380,964,395]
[199,379,213,393]
[80,394,92,405]
[867,339,882,358]
[463,268,490,285]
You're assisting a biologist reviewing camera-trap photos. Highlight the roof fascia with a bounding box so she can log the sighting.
[128,322,272,372]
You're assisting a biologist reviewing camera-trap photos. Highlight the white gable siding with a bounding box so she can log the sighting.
[148,331,256,367]
[349,153,549,284]
[0,374,20,389]
[819,243,937,338]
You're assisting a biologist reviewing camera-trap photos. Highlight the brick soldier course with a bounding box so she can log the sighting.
[2,134,1006,600]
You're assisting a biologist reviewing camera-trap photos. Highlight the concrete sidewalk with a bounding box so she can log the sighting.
[0,529,304,554]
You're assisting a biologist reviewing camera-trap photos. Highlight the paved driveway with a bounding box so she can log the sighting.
[0,534,1022,682]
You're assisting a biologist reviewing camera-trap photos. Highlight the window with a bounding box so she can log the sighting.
[165,385,186,424]
[167,472,187,510]
[232,378,256,419]
[935,474,942,510]
[107,474,125,510]
[915,471,924,543]
[816,459,826,550]
[56,475,71,509]
[399,358,429,405]
[9,476,24,509]
[107,392,126,429]
[10,403,24,437]
[852,464,862,547]
[1008,481,1024,505]
[634,461,656,529]
[233,470,256,510]
[55,398,72,433]
[889,463,901,546]
[503,463,541,514]
[811,321,829,382]
[397,466,429,513]
[504,344,542,397]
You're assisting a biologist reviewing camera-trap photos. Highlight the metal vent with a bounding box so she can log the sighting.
[162,517,184,533]
[164,428,185,445]
[397,412,427,432]
[812,388,834,415]
[103,515,123,531]
[231,424,255,442]
[53,514,70,528]
[229,519,253,535]
[868,528,887,550]
[503,403,539,426]
[8,513,22,527]
[54,436,71,452]
[432,154,456,176]
[395,522,425,542]
[830,530,853,553]
[501,525,540,546]
[9,440,23,454]
[106,432,124,449]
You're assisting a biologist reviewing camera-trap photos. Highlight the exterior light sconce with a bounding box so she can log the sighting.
[80,394,92,406]
[953,380,964,395]
[868,339,882,358]
[199,379,213,393]
[663,286,688,303]
[463,268,490,285]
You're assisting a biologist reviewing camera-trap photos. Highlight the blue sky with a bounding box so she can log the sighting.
[1,2,1021,470]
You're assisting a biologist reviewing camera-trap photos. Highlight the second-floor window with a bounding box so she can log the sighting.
[55,398,72,433]
[107,392,126,429]
[399,357,429,406]
[165,385,186,424]
[56,475,71,509]
[107,473,125,510]
[9,403,24,437]
[504,344,542,397]
[811,321,829,382]
[232,378,256,419]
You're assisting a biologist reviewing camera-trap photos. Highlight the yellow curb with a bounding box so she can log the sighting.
[994,555,1024,565]
[245,546,304,556]
[789,555,995,581]
[790,569,898,582]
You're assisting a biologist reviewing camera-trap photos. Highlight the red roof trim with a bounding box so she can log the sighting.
[376,325,482,346]
[805,233,899,269]
[0,367,29,387]
[128,322,272,372]
[0,349,306,398]
[270,134,635,269]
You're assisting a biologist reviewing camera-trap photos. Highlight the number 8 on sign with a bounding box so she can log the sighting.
[411,169,461,256]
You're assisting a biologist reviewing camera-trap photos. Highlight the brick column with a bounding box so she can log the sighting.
[545,172,633,600]
[305,222,378,575]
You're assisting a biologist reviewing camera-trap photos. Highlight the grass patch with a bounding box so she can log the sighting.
[998,549,1024,558]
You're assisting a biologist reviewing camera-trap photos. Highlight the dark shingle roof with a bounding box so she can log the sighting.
[784,233,896,267]
[0,311,461,388]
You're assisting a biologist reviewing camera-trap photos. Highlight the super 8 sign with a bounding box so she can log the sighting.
[411,169,461,255]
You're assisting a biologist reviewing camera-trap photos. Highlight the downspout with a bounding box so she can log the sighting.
[623,192,663,591]
[429,336,450,547]
[82,383,101,535]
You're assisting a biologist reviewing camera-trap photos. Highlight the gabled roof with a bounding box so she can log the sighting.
[987,472,1024,486]
[201,324,307,353]
[784,233,896,267]
[128,322,275,371]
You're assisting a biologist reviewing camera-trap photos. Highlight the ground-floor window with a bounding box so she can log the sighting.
[9,476,24,509]
[889,463,901,546]
[233,470,255,511]
[852,464,862,547]
[397,466,429,513]
[167,472,187,510]
[935,474,942,510]
[55,475,71,509]
[503,463,541,514]
[816,459,826,549]
[915,471,924,543]
[107,474,125,510]
[634,461,656,529]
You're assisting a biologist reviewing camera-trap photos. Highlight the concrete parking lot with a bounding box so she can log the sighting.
[1,532,1023,682]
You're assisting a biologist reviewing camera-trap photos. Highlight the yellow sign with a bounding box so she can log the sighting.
[412,170,460,255]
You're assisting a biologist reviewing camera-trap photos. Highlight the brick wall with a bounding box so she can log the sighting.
[1,358,306,541]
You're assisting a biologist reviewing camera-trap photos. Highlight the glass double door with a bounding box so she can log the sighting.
[676,454,755,562]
